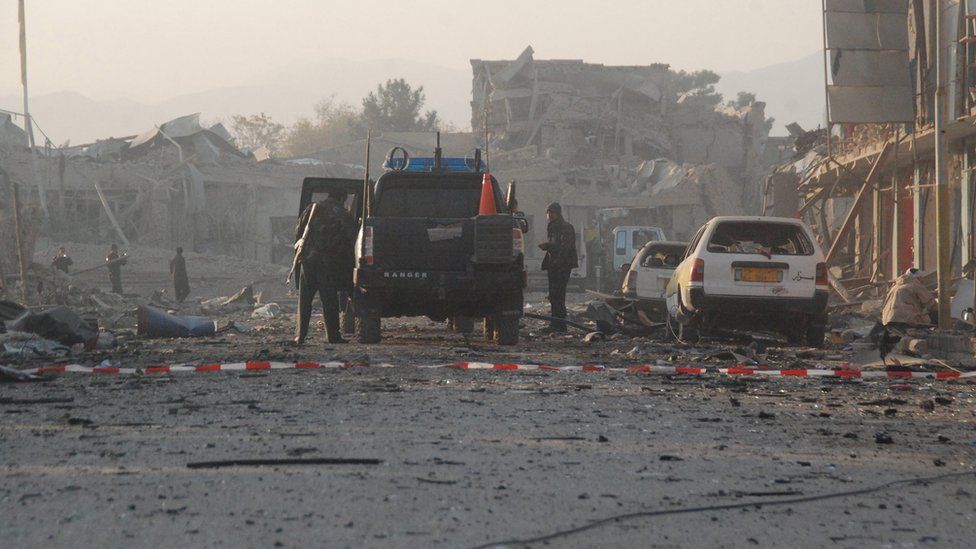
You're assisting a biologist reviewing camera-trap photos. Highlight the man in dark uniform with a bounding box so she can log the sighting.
[106,244,126,294]
[294,189,356,344]
[170,247,190,303]
[51,247,73,274]
[539,202,578,333]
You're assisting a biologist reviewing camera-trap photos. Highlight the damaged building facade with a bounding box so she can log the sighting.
[768,0,976,309]
[470,46,780,276]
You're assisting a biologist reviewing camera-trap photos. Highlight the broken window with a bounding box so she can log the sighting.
[640,243,687,268]
[706,221,814,256]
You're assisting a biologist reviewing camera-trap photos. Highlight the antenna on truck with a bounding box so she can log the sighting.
[362,129,371,219]
[433,131,442,169]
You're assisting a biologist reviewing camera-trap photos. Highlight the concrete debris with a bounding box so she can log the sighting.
[7,306,98,348]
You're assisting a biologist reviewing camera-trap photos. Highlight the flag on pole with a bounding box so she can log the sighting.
[18,0,27,85]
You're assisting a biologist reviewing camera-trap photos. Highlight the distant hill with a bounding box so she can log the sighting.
[716,51,825,136]
[0,58,473,145]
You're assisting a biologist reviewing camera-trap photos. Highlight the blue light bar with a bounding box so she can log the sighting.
[385,156,486,172]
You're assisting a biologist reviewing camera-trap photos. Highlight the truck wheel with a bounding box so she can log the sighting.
[483,316,495,342]
[356,313,381,344]
[493,313,519,346]
[451,316,474,334]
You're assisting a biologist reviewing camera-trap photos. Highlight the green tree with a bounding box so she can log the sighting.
[361,78,439,132]
[283,96,363,157]
[231,112,285,155]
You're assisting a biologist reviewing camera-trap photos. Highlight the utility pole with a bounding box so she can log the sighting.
[935,0,953,330]
[18,0,34,150]
[9,176,30,305]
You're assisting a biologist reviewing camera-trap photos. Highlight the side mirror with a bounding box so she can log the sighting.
[505,180,517,212]
[514,211,529,233]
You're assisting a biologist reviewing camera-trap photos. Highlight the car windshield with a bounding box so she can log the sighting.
[706,221,814,256]
[641,244,687,267]
[632,229,659,248]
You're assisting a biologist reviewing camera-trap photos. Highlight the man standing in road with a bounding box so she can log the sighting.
[106,244,127,294]
[539,202,578,333]
[294,189,356,345]
[51,247,73,274]
[170,247,190,303]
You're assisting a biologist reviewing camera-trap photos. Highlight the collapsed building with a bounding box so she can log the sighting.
[0,113,361,288]
[468,46,781,277]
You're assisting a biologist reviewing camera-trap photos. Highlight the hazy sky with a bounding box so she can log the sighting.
[1,0,822,101]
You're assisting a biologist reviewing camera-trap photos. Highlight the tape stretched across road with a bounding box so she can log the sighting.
[12,361,976,381]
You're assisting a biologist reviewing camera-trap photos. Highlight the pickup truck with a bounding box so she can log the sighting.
[353,148,526,345]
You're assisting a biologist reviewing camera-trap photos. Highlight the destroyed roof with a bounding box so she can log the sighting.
[0,113,28,146]
[125,113,243,162]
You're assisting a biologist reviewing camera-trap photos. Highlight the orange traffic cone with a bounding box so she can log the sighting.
[478,173,497,215]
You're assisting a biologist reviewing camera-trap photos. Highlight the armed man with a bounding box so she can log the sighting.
[293,189,357,345]
[538,202,578,333]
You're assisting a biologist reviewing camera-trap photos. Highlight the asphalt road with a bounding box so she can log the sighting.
[3,327,976,548]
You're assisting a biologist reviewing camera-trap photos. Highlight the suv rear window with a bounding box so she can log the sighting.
[641,243,687,267]
[707,221,814,256]
[375,186,481,218]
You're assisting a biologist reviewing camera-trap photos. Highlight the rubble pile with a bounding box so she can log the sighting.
[470,46,775,241]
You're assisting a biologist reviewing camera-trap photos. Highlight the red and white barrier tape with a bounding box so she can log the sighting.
[13,360,975,381]
[20,361,605,376]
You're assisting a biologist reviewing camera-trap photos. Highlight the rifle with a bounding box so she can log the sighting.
[286,203,318,285]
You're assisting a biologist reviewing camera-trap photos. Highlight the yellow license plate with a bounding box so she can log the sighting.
[740,267,779,282]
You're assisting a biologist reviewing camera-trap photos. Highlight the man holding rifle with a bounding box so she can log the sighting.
[292,189,356,345]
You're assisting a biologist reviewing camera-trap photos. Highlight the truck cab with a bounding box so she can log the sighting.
[353,147,526,345]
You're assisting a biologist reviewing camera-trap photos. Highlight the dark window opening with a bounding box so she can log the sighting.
[707,222,814,256]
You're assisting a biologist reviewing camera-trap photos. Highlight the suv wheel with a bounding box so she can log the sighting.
[356,312,381,344]
[492,313,519,346]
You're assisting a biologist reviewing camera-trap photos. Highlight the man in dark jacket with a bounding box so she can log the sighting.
[51,247,73,274]
[170,247,190,303]
[106,244,127,294]
[539,202,578,332]
[294,189,357,344]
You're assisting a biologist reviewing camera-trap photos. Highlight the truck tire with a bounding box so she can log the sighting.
[356,313,381,344]
[451,316,474,334]
[493,313,519,346]
[483,316,495,342]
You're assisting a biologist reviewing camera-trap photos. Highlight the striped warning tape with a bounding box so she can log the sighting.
[20,361,605,376]
[12,360,975,380]
[625,364,976,380]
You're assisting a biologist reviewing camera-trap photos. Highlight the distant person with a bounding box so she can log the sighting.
[51,247,73,274]
[106,244,127,294]
[538,202,578,333]
[170,247,190,303]
[882,268,938,328]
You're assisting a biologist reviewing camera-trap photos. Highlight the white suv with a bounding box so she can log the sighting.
[665,216,829,347]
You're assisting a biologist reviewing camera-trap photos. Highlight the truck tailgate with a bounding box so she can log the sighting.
[370,218,473,271]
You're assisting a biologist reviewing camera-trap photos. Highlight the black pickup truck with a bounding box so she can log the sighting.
[353,150,526,345]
